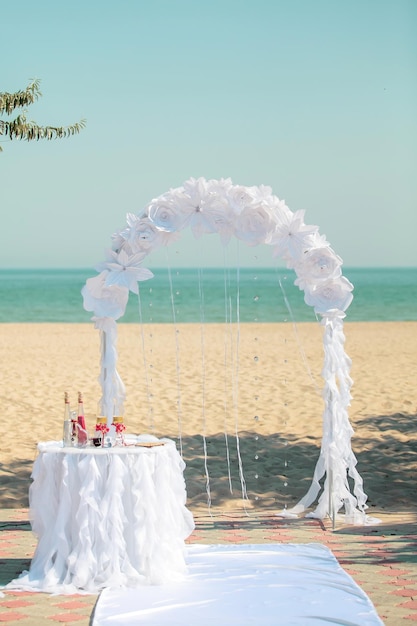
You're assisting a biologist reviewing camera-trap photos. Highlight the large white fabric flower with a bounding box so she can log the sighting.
[186,197,232,239]
[234,203,275,246]
[133,216,178,249]
[304,276,354,314]
[268,209,319,262]
[170,177,232,240]
[206,208,236,245]
[117,214,177,254]
[294,247,342,290]
[226,184,256,213]
[146,198,188,233]
[95,249,153,294]
[81,272,129,319]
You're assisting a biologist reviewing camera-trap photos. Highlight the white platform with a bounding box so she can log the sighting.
[93,543,383,626]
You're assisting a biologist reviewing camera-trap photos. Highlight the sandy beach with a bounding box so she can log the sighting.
[0,320,416,518]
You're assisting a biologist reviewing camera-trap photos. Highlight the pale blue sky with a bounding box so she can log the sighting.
[1,0,416,268]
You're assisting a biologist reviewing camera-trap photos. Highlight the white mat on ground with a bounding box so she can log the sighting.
[93,543,383,626]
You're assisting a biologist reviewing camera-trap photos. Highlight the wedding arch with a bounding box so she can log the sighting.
[82,177,369,524]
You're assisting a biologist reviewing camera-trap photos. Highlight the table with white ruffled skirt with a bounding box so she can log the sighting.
[8,436,195,594]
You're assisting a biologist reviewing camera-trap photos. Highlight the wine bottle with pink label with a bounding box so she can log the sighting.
[77,391,88,446]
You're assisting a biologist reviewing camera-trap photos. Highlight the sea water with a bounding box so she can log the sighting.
[0,267,415,323]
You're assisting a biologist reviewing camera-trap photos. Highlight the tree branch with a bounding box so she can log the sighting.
[0,80,86,152]
[0,79,41,115]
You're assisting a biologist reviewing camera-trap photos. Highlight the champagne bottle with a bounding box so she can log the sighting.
[77,391,88,446]
[63,392,72,446]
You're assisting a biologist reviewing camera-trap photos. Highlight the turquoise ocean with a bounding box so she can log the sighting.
[0,267,416,323]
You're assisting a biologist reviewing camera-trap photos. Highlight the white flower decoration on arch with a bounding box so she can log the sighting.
[82,177,370,524]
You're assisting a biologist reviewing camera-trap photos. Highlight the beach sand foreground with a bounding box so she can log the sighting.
[0,321,415,517]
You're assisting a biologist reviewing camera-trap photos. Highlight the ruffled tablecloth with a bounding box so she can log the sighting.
[8,437,195,594]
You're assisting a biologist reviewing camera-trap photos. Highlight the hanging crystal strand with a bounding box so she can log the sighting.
[136,286,154,433]
[277,273,290,510]
[232,249,249,509]
[282,339,289,507]
[166,250,183,457]
[198,266,212,515]
[278,275,321,395]
[222,249,233,494]
[252,264,261,507]
[274,270,321,517]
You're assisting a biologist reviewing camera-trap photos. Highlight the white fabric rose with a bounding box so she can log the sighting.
[294,247,342,290]
[234,203,275,246]
[146,199,187,232]
[303,276,354,314]
[114,214,180,256]
[81,272,129,320]
[226,185,256,213]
